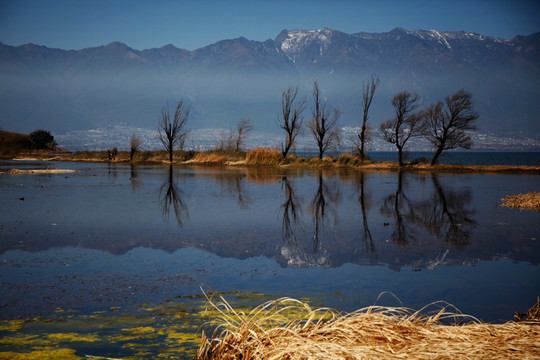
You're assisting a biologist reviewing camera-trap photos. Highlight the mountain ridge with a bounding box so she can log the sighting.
[0,28,539,138]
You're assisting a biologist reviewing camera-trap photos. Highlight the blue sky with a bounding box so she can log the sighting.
[1,0,539,50]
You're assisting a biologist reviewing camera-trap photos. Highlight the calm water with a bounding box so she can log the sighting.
[0,160,539,357]
[366,150,540,165]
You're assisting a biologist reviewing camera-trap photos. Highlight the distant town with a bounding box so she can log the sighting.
[54,125,540,153]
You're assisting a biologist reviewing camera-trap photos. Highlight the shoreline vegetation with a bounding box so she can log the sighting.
[4,146,539,175]
[196,294,540,359]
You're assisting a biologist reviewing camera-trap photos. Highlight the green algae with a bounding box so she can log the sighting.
[0,320,24,332]
[0,291,321,359]
[0,348,82,360]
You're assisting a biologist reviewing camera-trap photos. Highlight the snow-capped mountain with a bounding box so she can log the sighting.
[0,28,538,137]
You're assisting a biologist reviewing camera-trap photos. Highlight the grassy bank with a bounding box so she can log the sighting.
[4,146,539,174]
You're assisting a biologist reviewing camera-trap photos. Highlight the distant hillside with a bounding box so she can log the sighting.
[0,130,31,157]
[1,28,539,136]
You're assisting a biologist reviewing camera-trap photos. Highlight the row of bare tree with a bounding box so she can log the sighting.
[278,79,479,166]
[380,89,479,166]
[153,79,478,165]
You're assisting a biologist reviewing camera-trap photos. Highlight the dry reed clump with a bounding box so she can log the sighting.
[192,152,230,164]
[245,148,282,165]
[515,297,540,322]
[500,192,540,211]
[197,293,540,360]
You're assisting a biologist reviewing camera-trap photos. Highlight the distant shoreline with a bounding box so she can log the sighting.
[3,149,540,175]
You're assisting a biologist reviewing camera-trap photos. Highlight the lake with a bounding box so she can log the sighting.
[0,159,539,358]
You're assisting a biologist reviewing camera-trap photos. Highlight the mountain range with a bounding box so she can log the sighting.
[1,27,539,144]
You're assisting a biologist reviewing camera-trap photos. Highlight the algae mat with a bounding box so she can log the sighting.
[0,292,276,360]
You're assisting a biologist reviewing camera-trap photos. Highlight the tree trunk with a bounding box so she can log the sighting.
[169,150,173,163]
[431,146,444,166]
[397,146,403,166]
[359,127,366,161]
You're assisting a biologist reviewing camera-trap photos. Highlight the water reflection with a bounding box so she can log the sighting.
[381,172,476,249]
[280,176,302,244]
[309,173,341,252]
[356,172,376,256]
[215,172,253,209]
[130,164,143,192]
[381,171,417,245]
[417,174,476,247]
[0,164,537,270]
[159,165,189,226]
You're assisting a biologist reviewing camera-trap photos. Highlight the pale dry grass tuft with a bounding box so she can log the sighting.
[500,192,540,211]
[245,148,282,165]
[197,292,540,360]
[192,152,229,164]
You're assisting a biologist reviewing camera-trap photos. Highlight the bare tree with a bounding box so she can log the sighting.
[423,89,479,166]
[158,99,190,163]
[276,86,306,158]
[357,75,380,161]
[129,133,144,161]
[234,118,253,151]
[217,131,235,151]
[307,81,341,160]
[380,91,423,166]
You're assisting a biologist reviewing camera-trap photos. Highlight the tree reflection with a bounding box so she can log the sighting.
[381,171,417,245]
[130,164,143,192]
[159,165,188,226]
[280,176,303,244]
[215,173,253,210]
[418,174,476,247]
[309,173,341,252]
[382,172,476,248]
[356,172,376,255]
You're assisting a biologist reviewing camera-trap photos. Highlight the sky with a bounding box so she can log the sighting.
[1,0,539,50]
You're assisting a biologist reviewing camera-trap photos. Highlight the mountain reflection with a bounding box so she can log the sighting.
[2,165,537,270]
[159,165,189,226]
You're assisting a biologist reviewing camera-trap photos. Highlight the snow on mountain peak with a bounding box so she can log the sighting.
[280,28,334,61]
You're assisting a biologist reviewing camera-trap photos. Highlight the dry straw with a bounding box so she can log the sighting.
[196,291,540,360]
[500,192,540,211]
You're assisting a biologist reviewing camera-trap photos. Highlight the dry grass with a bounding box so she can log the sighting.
[500,192,540,211]
[191,151,231,164]
[197,293,540,360]
[245,148,283,165]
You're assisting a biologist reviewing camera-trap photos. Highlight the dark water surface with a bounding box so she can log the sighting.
[366,150,540,166]
[1,160,539,357]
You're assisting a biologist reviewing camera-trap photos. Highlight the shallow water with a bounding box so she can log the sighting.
[0,161,539,357]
